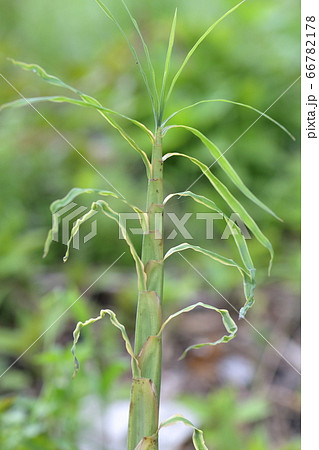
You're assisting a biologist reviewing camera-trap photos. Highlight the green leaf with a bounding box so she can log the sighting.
[164,242,253,314]
[134,413,209,450]
[72,308,140,378]
[157,302,237,360]
[163,152,274,273]
[95,200,147,291]
[165,125,282,221]
[43,187,148,258]
[93,0,157,120]
[8,58,79,93]
[0,94,154,142]
[164,242,249,275]
[120,0,159,116]
[159,9,177,123]
[165,0,246,102]
[6,59,153,176]
[163,98,295,140]
[61,199,147,291]
[43,188,147,291]
[164,191,256,317]
[159,414,209,450]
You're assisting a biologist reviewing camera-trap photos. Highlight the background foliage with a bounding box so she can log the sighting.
[0,0,300,449]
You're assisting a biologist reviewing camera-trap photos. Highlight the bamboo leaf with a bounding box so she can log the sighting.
[164,243,249,276]
[164,242,254,313]
[164,191,256,317]
[163,152,274,272]
[0,94,154,142]
[165,125,282,221]
[72,308,140,378]
[93,0,157,120]
[166,0,246,102]
[44,190,147,291]
[163,99,295,140]
[8,58,79,93]
[43,187,148,258]
[159,9,177,123]
[6,59,153,176]
[135,413,209,450]
[120,0,159,115]
[157,302,237,360]
[61,200,147,291]
[95,200,147,291]
[158,414,209,450]
[164,190,222,214]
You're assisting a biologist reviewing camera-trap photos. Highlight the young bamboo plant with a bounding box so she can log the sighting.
[1,0,294,448]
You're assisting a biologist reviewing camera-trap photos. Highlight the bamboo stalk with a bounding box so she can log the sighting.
[128,128,164,450]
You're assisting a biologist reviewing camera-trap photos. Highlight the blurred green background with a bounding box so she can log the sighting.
[0,0,300,449]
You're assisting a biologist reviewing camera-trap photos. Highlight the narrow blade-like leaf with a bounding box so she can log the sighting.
[120,0,159,115]
[43,187,148,258]
[163,152,274,272]
[158,414,209,450]
[159,9,177,122]
[72,308,140,378]
[165,125,282,221]
[163,98,295,140]
[164,191,256,317]
[166,0,246,102]
[94,0,157,120]
[164,242,254,311]
[6,59,153,176]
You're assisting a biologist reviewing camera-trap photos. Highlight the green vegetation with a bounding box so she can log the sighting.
[0,0,300,449]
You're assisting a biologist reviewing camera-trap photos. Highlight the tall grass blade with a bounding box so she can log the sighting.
[166,125,282,221]
[159,9,177,123]
[95,200,147,291]
[120,0,159,116]
[135,413,209,450]
[157,414,209,450]
[72,308,140,378]
[93,0,157,120]
[158,301,237,353]
[163,152,274,272]
[43,187,148,258]
[163,99,295,140]
[164,243,254,310]
[50,199,147,291]
[164,190,256,317]
[1,95,154,141]
[6,59,153,175]
[165,0,246,102]
[165,243,249,276]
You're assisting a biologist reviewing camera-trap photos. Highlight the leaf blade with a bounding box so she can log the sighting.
[163,98,295,140]
[166,0,246,102]
[166,125,282,221]
[163,152,274,272]
[159,9,177,122]
[164,190,256,317]
[72,308,140,378]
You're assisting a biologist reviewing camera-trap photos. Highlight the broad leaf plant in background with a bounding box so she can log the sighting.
[0,0,295,449]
